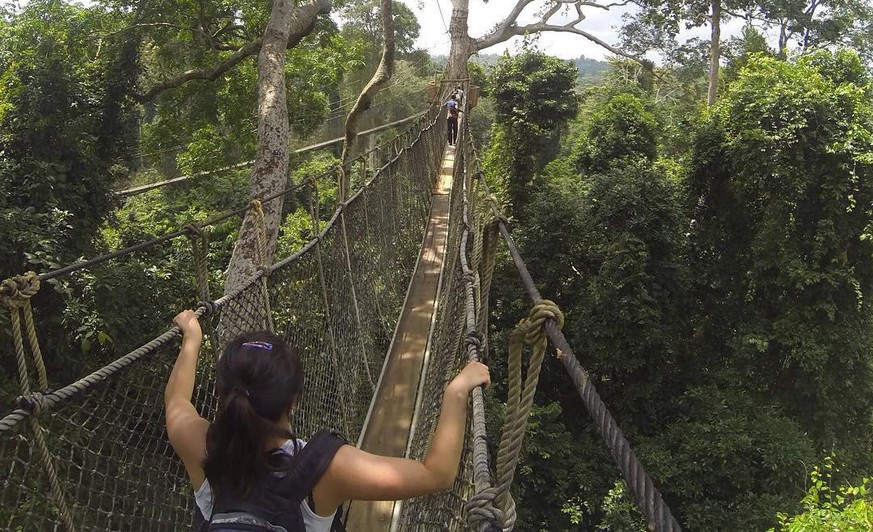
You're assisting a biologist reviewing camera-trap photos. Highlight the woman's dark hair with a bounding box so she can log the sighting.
[203,331,303,496]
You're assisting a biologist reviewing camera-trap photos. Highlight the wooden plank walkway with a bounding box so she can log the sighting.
[344,145,456,531]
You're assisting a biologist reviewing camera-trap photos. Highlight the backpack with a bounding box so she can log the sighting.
[193,430,348,532]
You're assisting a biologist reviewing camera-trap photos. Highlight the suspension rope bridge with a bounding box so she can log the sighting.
[0,93,680,531]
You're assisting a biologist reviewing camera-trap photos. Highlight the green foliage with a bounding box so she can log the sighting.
[574,94,658,174]
[485,49,873,530]
[484,50,578,219]
[339,0,421,62]
[0,0,136,275]
[771,457,873,531]
[690,51,873,453]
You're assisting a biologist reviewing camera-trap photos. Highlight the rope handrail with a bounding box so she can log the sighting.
[116,110,430,197]
[470,148,681,532]
[22,109,439,284]
[0,103,443,433]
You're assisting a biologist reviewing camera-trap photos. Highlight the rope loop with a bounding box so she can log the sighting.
[0,272,41,309]
[17,391,49,415]
[517,299,564,348]
[257,265,272,278]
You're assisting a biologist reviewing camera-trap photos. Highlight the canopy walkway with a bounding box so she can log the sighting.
[0,97,680,531]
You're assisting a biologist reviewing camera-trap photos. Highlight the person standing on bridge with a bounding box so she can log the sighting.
[446,94,462,147]
[453,85,464,107]
[165,310,489,532]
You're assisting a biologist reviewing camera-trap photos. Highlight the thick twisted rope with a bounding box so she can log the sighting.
[472,157,681,531]
[492,300,565,527]
[250,199,275,333]
[1,272,48,393]
[455,134,503,532]
[1,272,78,531]
[186,224,214,343]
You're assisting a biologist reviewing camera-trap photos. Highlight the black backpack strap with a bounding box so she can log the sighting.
[287,429,347,498]
[286,429,348,531]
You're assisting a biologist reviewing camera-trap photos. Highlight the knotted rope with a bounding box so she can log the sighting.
[250,199,275,333]
[186,224,214,343]
[493,300,565,529]
[1,272,78,532]
[1,272,48,395]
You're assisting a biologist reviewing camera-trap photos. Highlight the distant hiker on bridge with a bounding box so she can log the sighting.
[165,310,490,532]
[446,94,462,147]
[452,85,465,107]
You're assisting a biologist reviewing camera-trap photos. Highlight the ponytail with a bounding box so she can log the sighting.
[203,390,291,497]
[203,331,303,497]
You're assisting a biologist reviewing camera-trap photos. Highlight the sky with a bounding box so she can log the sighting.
[396,0,751,62]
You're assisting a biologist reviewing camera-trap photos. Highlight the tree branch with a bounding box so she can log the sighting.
[474,1,649,68]
[134,0,327,104]
[135,40,262,102]
[339,0,396,201]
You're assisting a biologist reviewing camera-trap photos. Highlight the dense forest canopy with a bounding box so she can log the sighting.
[1,0,873,529]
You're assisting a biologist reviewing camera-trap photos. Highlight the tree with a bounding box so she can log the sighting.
[621,0,754,105]
[688,50,873,459]
[445,0,651,82]
[340,0,419,63]
[484,50,578,219]
[753,0,873,60]
[221,0,332,330]
[0,0,137,276]
[573,93,658,174]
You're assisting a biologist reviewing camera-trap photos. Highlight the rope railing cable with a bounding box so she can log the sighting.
[470,151,682,532]
[116,110,429,197]
[0,103,443,433]
[454,126,503,532]
[35,112,440,284]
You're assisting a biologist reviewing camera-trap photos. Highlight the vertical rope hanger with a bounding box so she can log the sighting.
[0,273,78,532]
[249,199,275,333]
[186,224,215,345]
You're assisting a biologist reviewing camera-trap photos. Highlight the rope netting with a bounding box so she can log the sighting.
[395,114,472,531]
[0,106,445,531]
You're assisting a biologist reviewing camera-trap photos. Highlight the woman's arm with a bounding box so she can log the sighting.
[315,361,490,508]
[165,310,210,489]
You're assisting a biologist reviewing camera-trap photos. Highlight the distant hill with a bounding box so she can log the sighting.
[446,53,609,86]
[429,53,609,86]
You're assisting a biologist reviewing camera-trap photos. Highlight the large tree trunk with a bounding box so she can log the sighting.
[339,0,396,201]
[707,0,721,106]
[446,0,475,81]
[221,0,331,338]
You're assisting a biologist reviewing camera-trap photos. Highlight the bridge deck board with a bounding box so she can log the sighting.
[344,145,456,531]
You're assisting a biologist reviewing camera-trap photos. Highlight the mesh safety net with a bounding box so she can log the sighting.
[0,105,461,531]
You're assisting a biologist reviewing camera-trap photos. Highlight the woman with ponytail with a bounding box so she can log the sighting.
[165,310,490,531]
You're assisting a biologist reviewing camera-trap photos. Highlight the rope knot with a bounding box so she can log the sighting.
[464,330,485,353]
[17,391,49,415]
[197,300,217,317]
[257,265,272,278]
[0,272,41,309]
[184,223,205,240]
[464,488,506,532]
[514,299,564,350]
[249,198,265,214]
